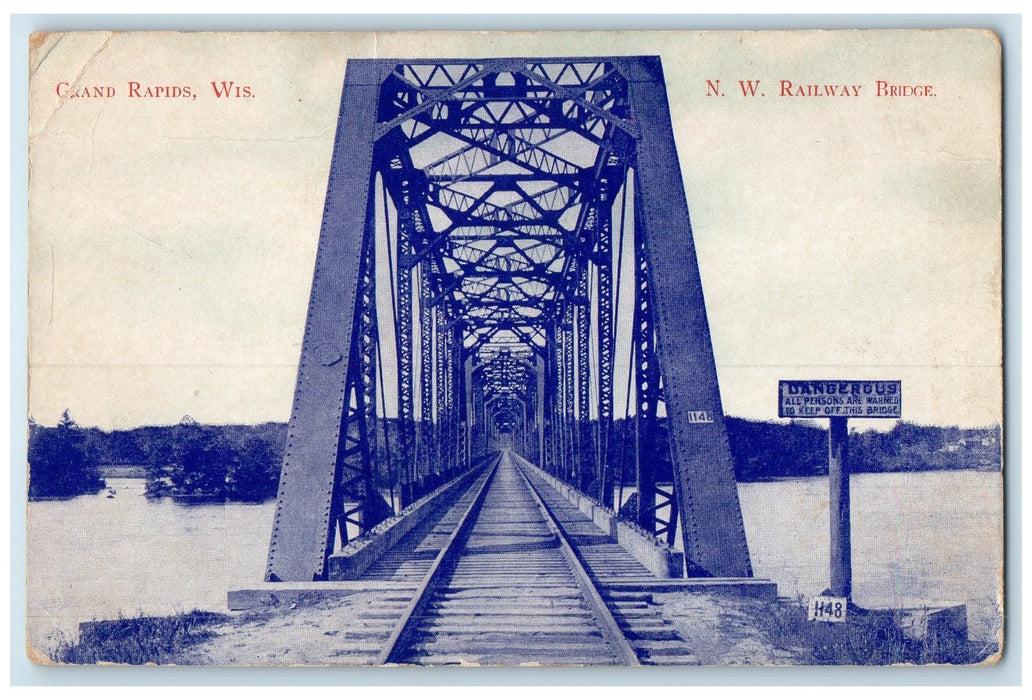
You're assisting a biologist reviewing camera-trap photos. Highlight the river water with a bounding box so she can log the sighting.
[26,470,1003,651]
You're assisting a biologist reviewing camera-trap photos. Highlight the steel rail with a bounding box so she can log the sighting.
[380,450,640,666]
[376,453,502,665]
[512,453,641,666]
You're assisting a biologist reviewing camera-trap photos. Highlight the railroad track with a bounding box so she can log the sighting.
[376,451,641,666]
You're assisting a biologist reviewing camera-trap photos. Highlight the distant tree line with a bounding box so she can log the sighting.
[723,418,1000,481]
[27,410,105,500]
[845,421,1001,474]
[27,412,1001,501]
[590,418,1000,484]
[28,414,284,502]
[724,418,827,481]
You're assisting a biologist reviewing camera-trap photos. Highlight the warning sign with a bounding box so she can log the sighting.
[778,380,901,419]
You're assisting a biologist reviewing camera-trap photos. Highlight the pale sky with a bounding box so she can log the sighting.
[27,30,1002,430]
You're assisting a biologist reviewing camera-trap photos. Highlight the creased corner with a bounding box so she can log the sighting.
[28,32,57,76]
[30,32,117,144]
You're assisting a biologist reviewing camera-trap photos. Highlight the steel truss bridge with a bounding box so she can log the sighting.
[265,56,753,589]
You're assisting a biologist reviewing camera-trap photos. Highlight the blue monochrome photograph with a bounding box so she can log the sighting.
[25,30,1003,667]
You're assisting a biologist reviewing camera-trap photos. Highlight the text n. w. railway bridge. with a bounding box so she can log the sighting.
[239,56,776,665]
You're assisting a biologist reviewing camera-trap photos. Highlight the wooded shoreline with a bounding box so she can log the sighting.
[28,414,1002,502]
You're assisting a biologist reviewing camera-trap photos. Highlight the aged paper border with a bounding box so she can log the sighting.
[8,10,1023,690]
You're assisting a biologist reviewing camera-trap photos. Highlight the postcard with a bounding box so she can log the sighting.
[26,29,1003,666]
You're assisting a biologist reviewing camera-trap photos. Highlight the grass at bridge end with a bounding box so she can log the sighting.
[39,592,1000,666]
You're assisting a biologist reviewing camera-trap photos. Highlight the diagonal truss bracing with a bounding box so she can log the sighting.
[266,56,752,583]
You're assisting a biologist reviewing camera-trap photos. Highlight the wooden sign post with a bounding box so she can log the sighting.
[828,415,851,598]
[779,380,902,605]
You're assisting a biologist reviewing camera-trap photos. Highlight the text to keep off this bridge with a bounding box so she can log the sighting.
[778,380,901,419]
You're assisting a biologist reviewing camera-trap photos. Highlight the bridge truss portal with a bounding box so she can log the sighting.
[265,56,753,583]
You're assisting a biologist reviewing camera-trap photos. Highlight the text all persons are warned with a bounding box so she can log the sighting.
[778,380,901,419]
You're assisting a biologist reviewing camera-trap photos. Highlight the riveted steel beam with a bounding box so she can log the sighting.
[626,57,752,578]
[265,61,390,583]
[268,56,752,583]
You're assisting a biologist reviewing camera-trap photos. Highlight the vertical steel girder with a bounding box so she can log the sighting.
[448,324,463,474]
[418,266,434,487]
[632,204,663,538]
[575,263,592,492]
[267,56,752,583]
[595,206,615,506]
[265,62,388,583]
[435,305,449,475]
[464,357,474,466]
[560,305,576,483]
[626,57,752,578]
[394,183,416,507]
[536,355,547,467]
[544,324,559,476]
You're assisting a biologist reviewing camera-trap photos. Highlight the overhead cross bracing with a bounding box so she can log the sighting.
[380,60,628,368]
[265,56,753,586]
